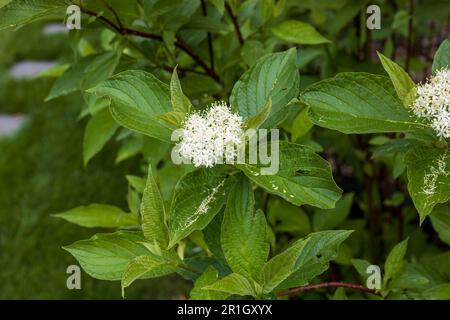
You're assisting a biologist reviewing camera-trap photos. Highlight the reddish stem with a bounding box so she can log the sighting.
[276,282,380,297]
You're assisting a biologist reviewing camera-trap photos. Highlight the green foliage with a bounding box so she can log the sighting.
[377,52,416,108]
[140,164,169,248]
[63,231,151,281]
[237,142,342,209]
[272,20,331,45]
[168,167,229,248]
[121,252,179,296]
[432,38,450,73]
[53,204,138,228]
[302,73,425,133]
[0,73,187,299]
[384,238,409,287]
[0,0,66,31]
[230,48,299,128]
[405,146,450,222]
[221,176,269,281]
[430,205,450,245]
[190,266,229,300]
[83,108,118,165]
[2,0,448,301]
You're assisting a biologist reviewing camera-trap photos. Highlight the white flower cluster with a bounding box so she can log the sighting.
[177,101,244,167]
[411,68,450,139]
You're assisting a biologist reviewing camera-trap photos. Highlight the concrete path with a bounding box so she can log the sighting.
[9,61,55,78]
[0,114,26,135]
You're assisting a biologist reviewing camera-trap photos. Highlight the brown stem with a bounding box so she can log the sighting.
[102,0,123,29]
[405,0,414,72]
[225,1,244,45]
[201,0,215,71]
[175,35,221,83]
[79,6,221,84]
[276,282,380,297]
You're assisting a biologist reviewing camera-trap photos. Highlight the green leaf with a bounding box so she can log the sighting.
[116,138,143,164]
[221,176,269,280]
[377,52,416,108]
[276,259,329,291]
[244,98,272,130]
[109,101,177,143]
[83,108,118,166]
[262,230,353,293]
[0,0,12,9]
[275,230,354,290]
[272,20,331,45]
[404,146,450,222]
[157,111,185,127]
[389,264,429,290]
[203,210,227,265]
[352,258,372,281]
[53,204,138,228]
[141,164,168,248]
[331,287,348,300]
[302,73,426,133]
[168,168,229,248]
[291,107,313,142]
[423,284,450,300]
[186,16,231,33]
[372,139,415,159]
[46,57,92,101]
[170,66,192,114]
[430,204,450,245]
[121,253,178,297]
[190,266,230,300]
[208,0,224,14]
[203,273,259,297]
[81,51,121,90]
[267,198,311,235]
[63,231,149,280]
[0,0,66,31]
[90,70,172,115]
[384,238,408,285]
[126,175,146,193]
[90,70,176,142]
[313,193,354,231]
[46,51,120,101]
[432,38,450,73]
[230,48,299,128]
[420,251,450,283]
[241,40,268,67]
[328,0,366,35]
[237,141,342,209]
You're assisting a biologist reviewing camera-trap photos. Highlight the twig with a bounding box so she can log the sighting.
[201,0,215,71]
[80,7,123,34]
[175,35,221,83]
[79,6,221,84]
[225,1,244,45]
[405,0,414,72]
[102,0,123,29]
[276,282,380,297]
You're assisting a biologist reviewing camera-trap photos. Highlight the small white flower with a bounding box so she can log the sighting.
[411,68,450,139]
[177,101,244,167]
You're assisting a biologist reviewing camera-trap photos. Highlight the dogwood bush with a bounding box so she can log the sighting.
[1,0,448,300]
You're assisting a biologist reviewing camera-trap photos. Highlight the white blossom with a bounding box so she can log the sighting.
[411,68,450,139]
[177,101,244,167]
